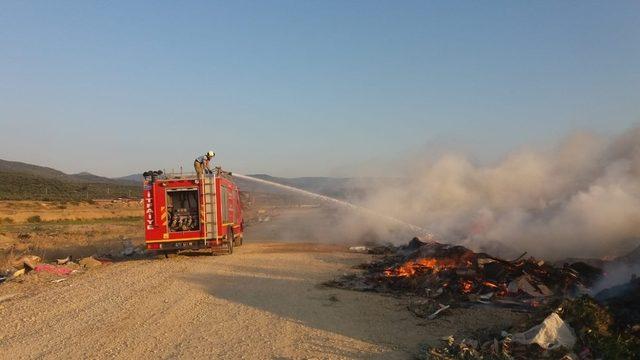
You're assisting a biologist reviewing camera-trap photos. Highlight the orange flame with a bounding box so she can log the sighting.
[460,280,474,293]
[482,281,508,296]
[482,281,499,289]
[384,258,456,278]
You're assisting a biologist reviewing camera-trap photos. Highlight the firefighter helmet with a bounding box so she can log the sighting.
[206,151,215,158]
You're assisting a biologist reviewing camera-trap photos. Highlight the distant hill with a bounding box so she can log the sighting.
[0,159,140,201]
[2,158,391,202]
[114,173,143,182]
[0,159,137,185]
[0,159,73,181]
[72,172,138,185]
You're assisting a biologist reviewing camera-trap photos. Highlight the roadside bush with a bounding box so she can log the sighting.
[0,217,14,224]
[26,215,42,223]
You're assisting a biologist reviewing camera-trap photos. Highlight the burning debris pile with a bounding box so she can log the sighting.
[334,238,640,359]
[334,238,601,309]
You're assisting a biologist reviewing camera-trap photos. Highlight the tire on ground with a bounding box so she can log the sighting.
[227,227,234,254]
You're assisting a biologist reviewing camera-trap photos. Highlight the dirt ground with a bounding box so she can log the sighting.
[0,205,524,359]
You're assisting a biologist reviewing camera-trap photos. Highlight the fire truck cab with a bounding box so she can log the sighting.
[143,168,244,255]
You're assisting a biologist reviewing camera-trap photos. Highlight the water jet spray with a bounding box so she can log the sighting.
[234,173,434,239]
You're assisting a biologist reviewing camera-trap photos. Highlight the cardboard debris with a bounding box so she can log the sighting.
[329,238,601,310]
[508,275,553,297]
[79,256,103,269]
[513,313,576,350]
[11,255,42,270]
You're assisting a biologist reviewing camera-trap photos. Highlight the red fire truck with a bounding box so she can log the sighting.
[143,168,244,255]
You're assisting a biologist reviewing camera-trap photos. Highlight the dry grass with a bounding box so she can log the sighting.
[0,200,141,223]
[0,200,144,265]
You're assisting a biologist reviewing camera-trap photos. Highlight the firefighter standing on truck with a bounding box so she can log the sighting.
[194,151,215,177]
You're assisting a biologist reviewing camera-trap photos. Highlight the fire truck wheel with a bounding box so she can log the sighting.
[233,233,242,246]
[227,227,234,255]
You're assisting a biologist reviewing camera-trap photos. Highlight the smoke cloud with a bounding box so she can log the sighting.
[361,127,640,260]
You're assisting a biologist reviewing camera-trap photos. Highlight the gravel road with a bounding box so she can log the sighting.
[0,236,520,359]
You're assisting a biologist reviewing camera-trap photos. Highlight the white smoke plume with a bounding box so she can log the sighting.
[362,127,640,260]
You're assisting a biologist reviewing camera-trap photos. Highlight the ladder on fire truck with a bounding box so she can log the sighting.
[202,175,216,245]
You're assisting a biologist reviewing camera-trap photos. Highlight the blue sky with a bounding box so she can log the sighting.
[1,1,638,177]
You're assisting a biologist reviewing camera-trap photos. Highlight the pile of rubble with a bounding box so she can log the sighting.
[419,312,578,359]
[419,291,640,359]
[0,254,111,285]
[335,238,601,310]
[0,239,144,285]
[337,238,640,359]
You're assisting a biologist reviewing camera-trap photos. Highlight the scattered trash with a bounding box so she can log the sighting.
[420,281,640,359]
[56,256,70,265]
[331,237,640,359]
[348,246,370,253]
[34,264,74,276]
[420,327,579,359]
[79,256,103,269]
[121,239,135,256]
[12,268,25,278]
[478,291,494,302]
[407,299,439,318]
[51,278,67,283]
[508,275,553,297]
[64,261,81,270]
[408,300,451,320]
[513,313,576,350]
[417,335,484,359]
[328,238,601,310]
[428,304,451,320]
[11,255,42,270]
[347,245,394,255]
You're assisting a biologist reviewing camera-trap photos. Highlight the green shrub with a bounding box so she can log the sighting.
[0,217,14,224]
[0,172,139,201]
